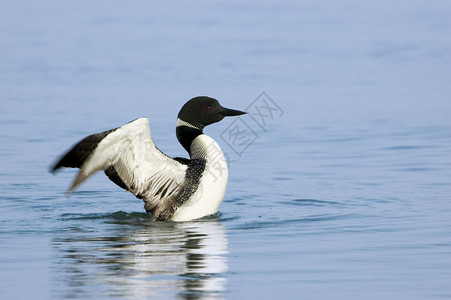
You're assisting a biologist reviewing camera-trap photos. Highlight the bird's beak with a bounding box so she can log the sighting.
[222,107,247,117]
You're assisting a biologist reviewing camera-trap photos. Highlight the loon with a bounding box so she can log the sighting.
[51,96,246,221]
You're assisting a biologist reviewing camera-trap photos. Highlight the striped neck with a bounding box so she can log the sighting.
[176,118,203,155]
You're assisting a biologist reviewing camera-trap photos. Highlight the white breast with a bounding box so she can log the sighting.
[172,135,228,221]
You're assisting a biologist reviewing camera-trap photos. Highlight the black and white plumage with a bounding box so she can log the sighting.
[51,96,246,221]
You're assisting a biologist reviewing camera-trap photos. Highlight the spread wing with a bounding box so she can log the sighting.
[51,118,188,211]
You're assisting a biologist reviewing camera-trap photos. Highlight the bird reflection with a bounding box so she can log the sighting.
[52,213,228,299]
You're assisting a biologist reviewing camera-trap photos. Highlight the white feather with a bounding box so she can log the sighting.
[171,135,228,221]
[70,118,187,210]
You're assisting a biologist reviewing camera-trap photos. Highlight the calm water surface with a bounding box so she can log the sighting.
[1,1,451,299]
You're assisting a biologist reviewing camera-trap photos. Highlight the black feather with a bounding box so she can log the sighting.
[50,129,116,173]
[104,165,130,191]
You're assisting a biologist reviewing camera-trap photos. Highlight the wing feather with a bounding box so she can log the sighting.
[56,118,187,209]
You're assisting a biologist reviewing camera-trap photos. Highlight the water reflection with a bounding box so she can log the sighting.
[52,214,228,299]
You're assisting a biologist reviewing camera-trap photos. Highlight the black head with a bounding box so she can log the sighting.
[177,96,246,129]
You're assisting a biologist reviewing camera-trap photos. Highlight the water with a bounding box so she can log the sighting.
[1,0,451,299]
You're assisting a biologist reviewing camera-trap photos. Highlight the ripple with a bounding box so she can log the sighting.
[232,214,355,231]
[383,145,436,151]
[59,211,225,225]
[59,211,155,225]
[278,198,345,207]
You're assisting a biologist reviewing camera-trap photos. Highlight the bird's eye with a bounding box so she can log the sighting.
[206,106,211,111]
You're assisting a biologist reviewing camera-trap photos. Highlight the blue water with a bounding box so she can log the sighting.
[1,1,451,299]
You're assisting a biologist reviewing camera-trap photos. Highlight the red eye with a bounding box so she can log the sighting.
[206,106,211,111]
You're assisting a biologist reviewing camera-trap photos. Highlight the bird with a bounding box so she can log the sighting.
[51,96,246,221]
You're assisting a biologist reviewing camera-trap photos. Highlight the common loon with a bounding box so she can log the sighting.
[51,96,246,221]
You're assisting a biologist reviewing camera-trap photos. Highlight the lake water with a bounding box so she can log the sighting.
[1,1,451,299]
